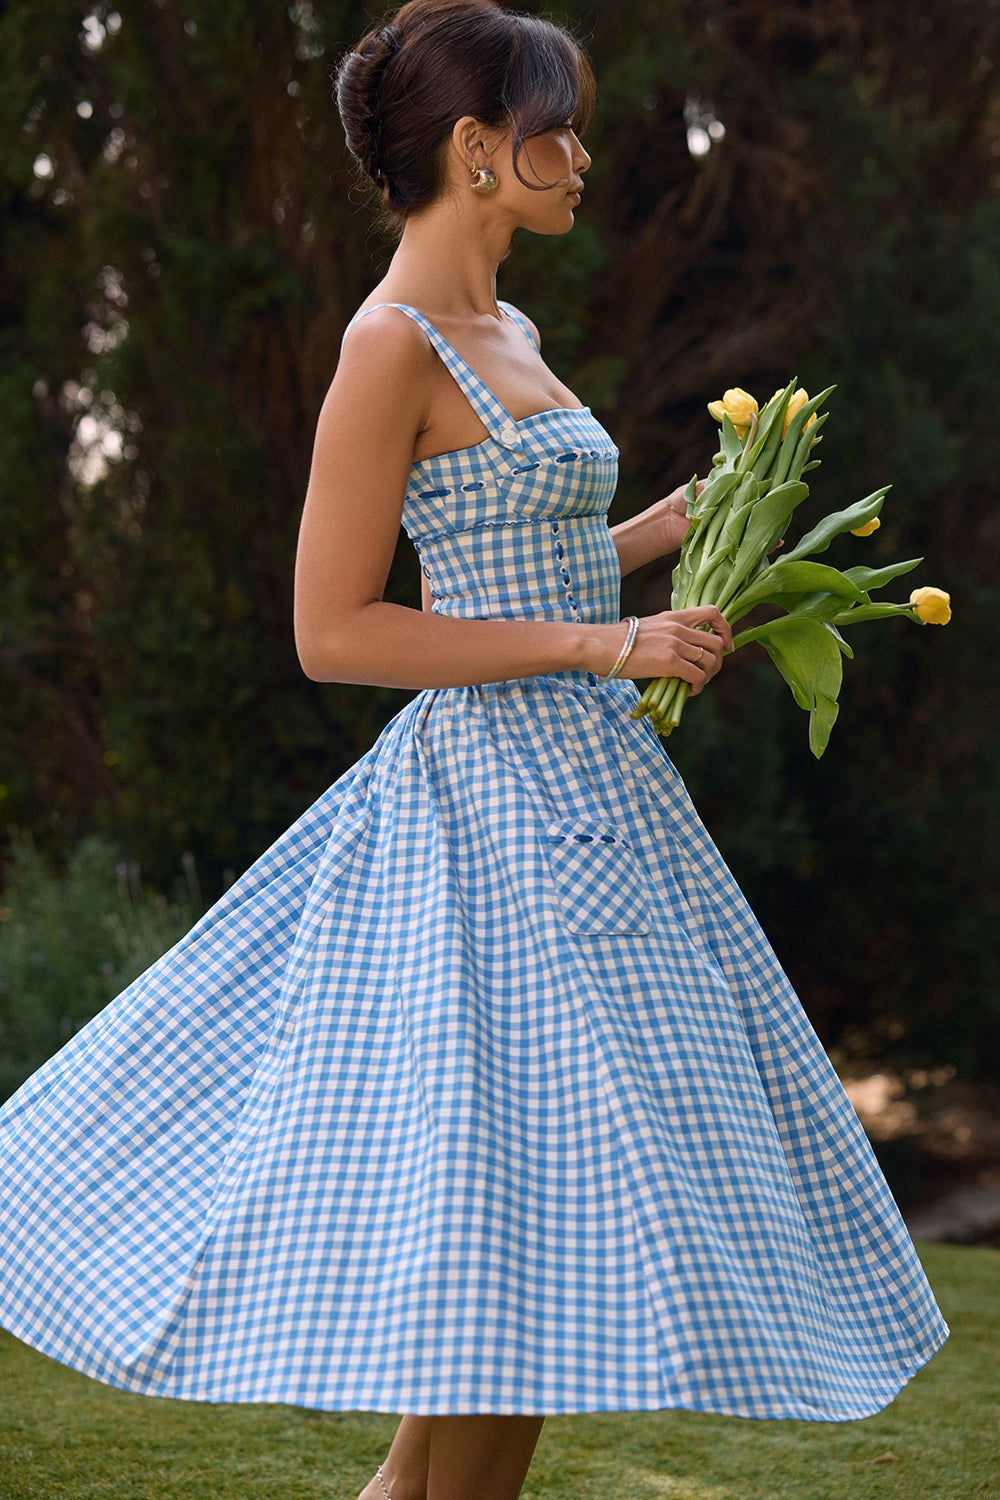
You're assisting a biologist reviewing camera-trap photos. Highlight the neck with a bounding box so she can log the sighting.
[378,196,517,320]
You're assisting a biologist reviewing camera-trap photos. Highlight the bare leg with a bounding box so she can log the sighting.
[427,1416,544,1500]
[357,1414,544,1500]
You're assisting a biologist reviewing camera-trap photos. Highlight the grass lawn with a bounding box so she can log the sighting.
[1,1243,997,1500]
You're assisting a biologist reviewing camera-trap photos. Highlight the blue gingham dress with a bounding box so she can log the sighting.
[0,303,946,1419]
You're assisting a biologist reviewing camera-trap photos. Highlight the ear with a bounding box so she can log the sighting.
[452,115,488,172]
[451,115,506,169]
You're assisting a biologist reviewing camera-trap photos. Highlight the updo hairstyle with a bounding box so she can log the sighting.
[336,0,594,218]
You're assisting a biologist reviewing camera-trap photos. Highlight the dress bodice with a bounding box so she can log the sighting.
[348,303,623,630]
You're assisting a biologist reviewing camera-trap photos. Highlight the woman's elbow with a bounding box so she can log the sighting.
[294,617,354,682]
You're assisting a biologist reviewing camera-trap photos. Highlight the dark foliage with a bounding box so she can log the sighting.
[1,0,998,1080]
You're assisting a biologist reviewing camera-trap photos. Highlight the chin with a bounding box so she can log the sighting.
[526,212,577,238]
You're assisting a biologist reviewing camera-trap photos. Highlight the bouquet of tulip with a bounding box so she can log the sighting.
[631,382,952,757]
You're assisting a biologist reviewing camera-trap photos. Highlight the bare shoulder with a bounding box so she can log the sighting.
[336,304,437,383]
[311,305,434,461]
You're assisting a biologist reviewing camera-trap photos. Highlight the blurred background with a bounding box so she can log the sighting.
[1,0,998,1234]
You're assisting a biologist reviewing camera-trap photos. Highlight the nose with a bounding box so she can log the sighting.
[573,133,592,173]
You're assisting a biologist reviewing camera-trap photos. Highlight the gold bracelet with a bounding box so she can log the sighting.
[603,615,640,679]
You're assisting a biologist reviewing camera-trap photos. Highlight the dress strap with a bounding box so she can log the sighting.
[344,302,523,450]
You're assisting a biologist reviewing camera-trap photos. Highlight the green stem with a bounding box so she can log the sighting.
[735,411,759,471]
[655,679,690,735]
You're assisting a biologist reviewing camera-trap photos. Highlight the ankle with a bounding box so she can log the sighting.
[372,1464,424,1500]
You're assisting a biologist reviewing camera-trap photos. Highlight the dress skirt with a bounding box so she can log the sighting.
[0,674,948,1418]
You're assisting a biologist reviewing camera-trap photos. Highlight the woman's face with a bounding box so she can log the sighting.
[491,124,592,236]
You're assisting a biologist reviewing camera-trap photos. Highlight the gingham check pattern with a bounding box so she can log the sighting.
[0,305,947,1418]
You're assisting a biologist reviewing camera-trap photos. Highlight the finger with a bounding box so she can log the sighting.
[677,644,717,685]
[687,634,729,685]
[676,627,726,660]
[674,605,729,632]
[689,607,734,651]
[674,659,708,691]
[682,642,719,670]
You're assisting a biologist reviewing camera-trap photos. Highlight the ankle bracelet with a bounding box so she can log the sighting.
[375,1466,393,1500]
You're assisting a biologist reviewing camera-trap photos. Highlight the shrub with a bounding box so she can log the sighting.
[0,835,195,1101]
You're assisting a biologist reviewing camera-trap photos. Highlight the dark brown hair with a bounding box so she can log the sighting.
[336,0,595,219]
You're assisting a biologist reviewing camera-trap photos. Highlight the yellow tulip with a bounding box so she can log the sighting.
[707,387,758,437]
[850,517,881,537]
[782,387,818,439]
[909,586,952,625]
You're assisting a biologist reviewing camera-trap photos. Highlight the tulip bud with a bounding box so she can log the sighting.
[909,586,952,625]
[708,387,759,437]
[782,388,818,439]
[850,518,881,537]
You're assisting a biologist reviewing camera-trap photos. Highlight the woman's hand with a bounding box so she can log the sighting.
[656,482,698,554]
[616,606,732,693]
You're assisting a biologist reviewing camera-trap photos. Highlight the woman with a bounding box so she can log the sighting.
[0,4,947,1499]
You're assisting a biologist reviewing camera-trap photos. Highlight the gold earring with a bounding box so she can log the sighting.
[470,165,498,193]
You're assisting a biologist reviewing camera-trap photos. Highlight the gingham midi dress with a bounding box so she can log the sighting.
[0,303,947,1420]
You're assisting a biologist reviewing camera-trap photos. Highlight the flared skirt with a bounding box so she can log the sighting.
[0,675,947,1417]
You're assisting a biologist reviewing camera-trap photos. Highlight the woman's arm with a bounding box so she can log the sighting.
[294,311,730,690]
[610,486,693,578]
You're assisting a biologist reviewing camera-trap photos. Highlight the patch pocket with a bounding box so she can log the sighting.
[542,820,651,936]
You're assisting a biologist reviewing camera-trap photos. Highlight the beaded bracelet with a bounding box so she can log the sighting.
[603,615,640,680]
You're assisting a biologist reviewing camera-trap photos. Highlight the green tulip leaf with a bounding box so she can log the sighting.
[842,557,923,591]
[727,559,868,619]
[738,479,809,551]
[783,411,830,484]
[714,483,811,610]
[718,414,745,465]
[831,601,917,625]
[689,467,744,521]
[736,616,845,758]
[721,476,764,551]
[782,487,890,563]
[755,590,862,625]
[826,622,855,658]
